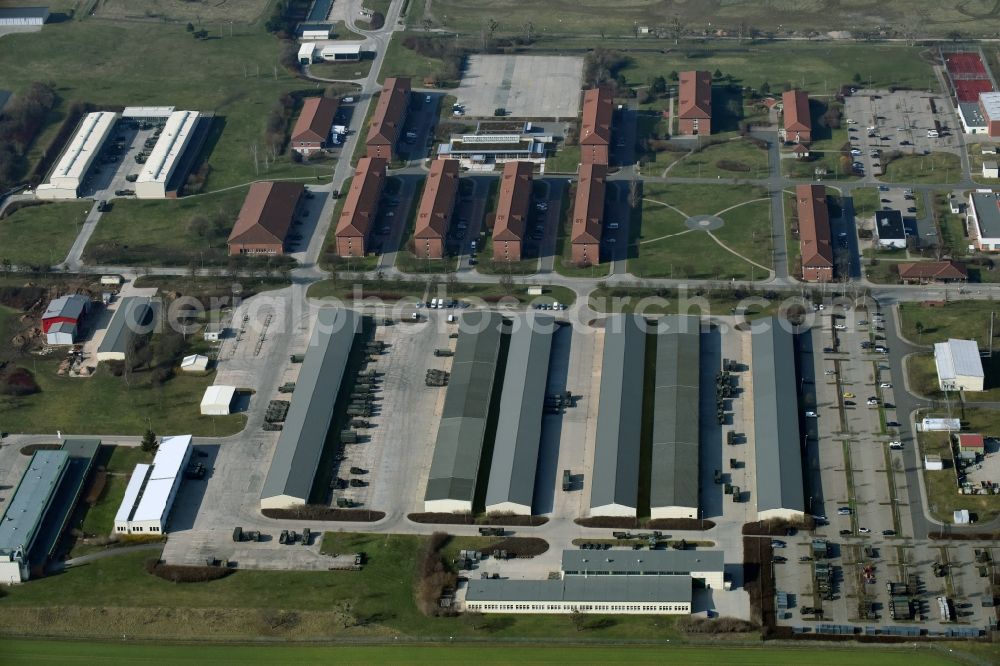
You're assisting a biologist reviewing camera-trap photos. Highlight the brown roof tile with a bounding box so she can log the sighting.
[228,181,304,246]
[797,183,833,269]
[291,97,339,144]
[580,87,612,146]
[414,159,459,240]
[336,157,387,239]
[678,70,712,119]
[782,90,811,133]
[571,163,606,245]
[897,260,968,280]
[366,77,410,148]
[492,161,533,242]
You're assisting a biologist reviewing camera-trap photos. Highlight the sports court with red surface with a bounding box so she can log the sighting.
[954,78,995,102]
[945,52,988,77]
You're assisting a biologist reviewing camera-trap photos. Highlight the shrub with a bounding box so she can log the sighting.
[369,11,385,29]
[0,366,40,396]
[145,559,233,583]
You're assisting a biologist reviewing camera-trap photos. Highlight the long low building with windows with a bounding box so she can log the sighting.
[424,311,506,513]
[135,109,200,199]
[114,435,192,535]
[260,308,361,510]
[590,314,646,517]
[36,111,118,199]
[463,548,727,615]
[650,316,700,520]
[0,439,100,584]
[751,320,805,521]
[484,314,555,515]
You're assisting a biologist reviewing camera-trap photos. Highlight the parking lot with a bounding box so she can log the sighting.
[844,89,960,179]
[455,55,583,119]
[770,303,997,634]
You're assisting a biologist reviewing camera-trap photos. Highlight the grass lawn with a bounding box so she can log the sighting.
[0,641,960,665]
[308,278,575,306]
[919,409,1000,523]
[850,187,880,218]
[666,137,769,179]
[967,142,1000,183]
[0,21,320,192]
[908,352,1000,401]
[83,189,247,267]
[589,285,786,318]
[319,177,381,274]
[898,300,1000,348]
[630,184,770,280]
[881,152,962,184]
[378,31,453,85]
[545,144,581,174]
[309,59,374,80]
[79,474,127,537]
[0,537,694,642]
[0,359,244,437]
[783,192,802,278]
[0,202,92,269]
[419,0,993,41]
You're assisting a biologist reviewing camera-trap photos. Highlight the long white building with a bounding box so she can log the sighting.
[934,339,985,392]
[114,435,192,534]
[36,111,118,199]
[135,110,199,199]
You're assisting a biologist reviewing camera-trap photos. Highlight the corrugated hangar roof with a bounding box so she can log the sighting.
[97,296,152,357]
[650,316,700,513]
[751,320,805,516]
[484,314,555,511]
[260,308,360,506]
[590,314,646,513]
[562,548,724,575]
[424,311,506,506]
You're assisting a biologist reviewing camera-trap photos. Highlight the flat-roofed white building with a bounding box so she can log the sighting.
[135,110,199,199]
[320,43,363,62]
[113,435,192,534]
[122,106,175,120]
[36,111,117,199]
[934,338,985,392]
[298,42,317,64]
[200,385,236,415]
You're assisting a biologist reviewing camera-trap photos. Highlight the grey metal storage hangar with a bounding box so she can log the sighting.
[751,319,806,521]
[562,549,725,588]
[590,314,646,517]
[424,311,507,513]
[96,296,153,362]
[650,316,700,519]
[484,314,556,515]
[260,308,361,510]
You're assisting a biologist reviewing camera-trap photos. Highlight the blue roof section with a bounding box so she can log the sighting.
[0,451,69,557]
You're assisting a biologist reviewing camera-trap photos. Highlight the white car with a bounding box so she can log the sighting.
[804,411,818,418]
[850,149,862,156]
[846,119,857,124]
[837,507,852,515]
[889,441,903,450]
[834,324,847,330]
[858,527,871,534]
[880,382,892,388]
[824,369,836,375]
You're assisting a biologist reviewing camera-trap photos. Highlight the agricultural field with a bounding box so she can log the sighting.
[417,0,1000,39]
[0,640,965,665]
[0,201,92,269]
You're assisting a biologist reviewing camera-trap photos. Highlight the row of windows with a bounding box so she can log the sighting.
[115,525,161,533]
[238,248,278,255]
[469,602,688,612]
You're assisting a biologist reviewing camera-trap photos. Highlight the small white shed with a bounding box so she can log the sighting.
[924,454,944,471]
[180,354,210,373]
[953,509,971,524]
[200,385,236,415]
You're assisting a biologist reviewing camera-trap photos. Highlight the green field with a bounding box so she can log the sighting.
[919,408,1000,523]
[666,137,769,179]
[849,187,880,218]
[0,20,315,192]
[0,201,91,269]
[378,31,454,85]
[881,152,962,184]
[309,59,374,80]
[630,184,771,280]
[84,188,246,267]
[546,144,581,174]
[418,0,1000,39]
[898,300,1000,348]
[0,640,969,665]
[0,358,244,437]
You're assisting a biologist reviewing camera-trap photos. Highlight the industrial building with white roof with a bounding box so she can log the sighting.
[934,339,985,392]
[114,435,193,534]
[36,111,118,199]
[136,110,200,198]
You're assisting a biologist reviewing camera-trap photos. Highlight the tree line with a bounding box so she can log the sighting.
[0,82,58,191]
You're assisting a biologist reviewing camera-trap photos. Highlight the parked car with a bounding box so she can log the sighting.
[804,411,818,418]
[880,382,892,388]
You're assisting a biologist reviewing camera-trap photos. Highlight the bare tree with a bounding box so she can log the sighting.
[668,15,685,45]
